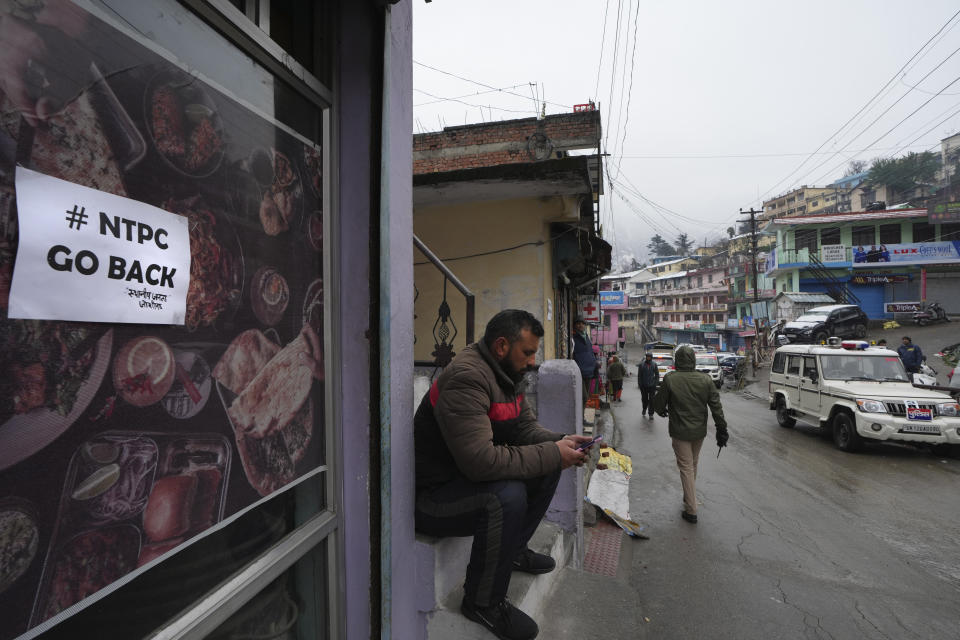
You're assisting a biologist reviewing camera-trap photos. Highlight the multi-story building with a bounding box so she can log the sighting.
[599,268,655,344]
[651,265,730,350]
[764,207,960,317]
[647,255,700,277]
[763,185,838,219]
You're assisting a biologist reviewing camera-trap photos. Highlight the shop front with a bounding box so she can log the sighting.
[1,2,412,639]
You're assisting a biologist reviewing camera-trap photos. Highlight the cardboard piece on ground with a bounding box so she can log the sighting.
[585,448,647,538]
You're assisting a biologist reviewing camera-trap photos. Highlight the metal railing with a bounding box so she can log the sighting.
[414,235,475,368]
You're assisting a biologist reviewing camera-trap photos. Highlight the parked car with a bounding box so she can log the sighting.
[693,352,722,388]
[779,304,868,344]
[649,354,675,386]
[768,339,960,452]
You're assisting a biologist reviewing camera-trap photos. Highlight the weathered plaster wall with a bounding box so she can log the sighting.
[414,196,569,360]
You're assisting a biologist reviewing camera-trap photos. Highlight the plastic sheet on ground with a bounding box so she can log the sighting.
[585,447,647,538]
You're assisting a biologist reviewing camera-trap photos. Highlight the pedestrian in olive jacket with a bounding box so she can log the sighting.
[606,354,627,402]
[652,345,728,524]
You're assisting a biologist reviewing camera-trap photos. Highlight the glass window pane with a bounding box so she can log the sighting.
[913,222,936,242]
[941,223,960,241]
[878,223,901,244]
[204,537,329,640]
[820,228,840,245]
[32,474,327,639]
[852,225,875,246]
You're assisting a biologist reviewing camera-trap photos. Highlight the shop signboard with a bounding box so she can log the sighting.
[851,274,909,285]
[668,321,684,330]
[851,241,960,266]
[820,244,846,263]
[0,4,326,636]
[704,332,720,338]
[599,290,628,309]
[928,200,960,223]
[579,297,601,322]
[885,301,921,313]
[700,323,717,332]
[727,318,739,328]
[684,320,701,330]
[764,248,777,275]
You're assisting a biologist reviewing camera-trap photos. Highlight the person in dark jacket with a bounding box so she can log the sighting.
[637,352,659,418]
[607,354,627,402]
[898,336,924,377]
[571,317,596,402]
[414,309,593,640]
[653,346,728,524]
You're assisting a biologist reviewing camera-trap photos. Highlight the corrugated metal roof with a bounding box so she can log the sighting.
[650,270,688,282]
[773,292,836,303]
[766,208,927,228]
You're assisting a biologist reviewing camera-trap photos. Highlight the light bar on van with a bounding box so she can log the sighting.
[841,340,869,351]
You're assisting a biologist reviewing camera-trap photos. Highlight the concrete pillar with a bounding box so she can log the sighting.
[535,359,584,567]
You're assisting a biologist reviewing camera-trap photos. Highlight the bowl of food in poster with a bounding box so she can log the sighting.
[161,350,212,419]
[33,524,141,624]
[112,336,176,407]
[250,266,289,327]
[0,498,40,595]
[252,147,303,236]
[144,67,224,178]
[163,195,244,331]
[0,324,113,471]
[302,278,323,336]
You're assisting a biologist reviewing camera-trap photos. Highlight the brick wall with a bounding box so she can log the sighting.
[413,111,601,174]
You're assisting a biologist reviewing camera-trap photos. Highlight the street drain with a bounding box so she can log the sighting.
[583,519,621,576]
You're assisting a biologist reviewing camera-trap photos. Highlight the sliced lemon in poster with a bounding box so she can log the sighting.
[127,336,173,386]
[71,463,120,500]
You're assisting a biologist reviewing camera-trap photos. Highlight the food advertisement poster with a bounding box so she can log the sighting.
[9,167,191,324]
[0,2,325,637]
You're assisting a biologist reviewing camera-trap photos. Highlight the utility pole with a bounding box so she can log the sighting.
[740,207,763,376]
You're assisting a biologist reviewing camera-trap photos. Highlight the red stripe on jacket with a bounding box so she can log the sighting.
[429,380,523,422]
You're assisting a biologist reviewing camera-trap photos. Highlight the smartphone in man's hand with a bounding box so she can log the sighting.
[576,435,603,451]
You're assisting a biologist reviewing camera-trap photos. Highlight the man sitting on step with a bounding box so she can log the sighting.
[414,309,591,640]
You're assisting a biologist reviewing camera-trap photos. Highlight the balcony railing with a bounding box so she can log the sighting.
[414,235,475,368]
[652,303,728,313]
[776,247,853,267]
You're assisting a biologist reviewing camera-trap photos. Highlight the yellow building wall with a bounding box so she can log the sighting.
[414,196,576,363]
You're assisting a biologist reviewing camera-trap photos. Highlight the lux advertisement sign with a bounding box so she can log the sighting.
[852,241,960,267]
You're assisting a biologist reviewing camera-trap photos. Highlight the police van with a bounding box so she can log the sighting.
[768,338,960,452]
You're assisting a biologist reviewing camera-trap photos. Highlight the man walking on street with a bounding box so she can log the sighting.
[607,354,626,402]
[415,309,593,640]
[897,336,924,381]
[637,352,659,418]
[653,346,728,524]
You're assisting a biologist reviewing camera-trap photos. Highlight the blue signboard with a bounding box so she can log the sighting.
[599,290,627,309]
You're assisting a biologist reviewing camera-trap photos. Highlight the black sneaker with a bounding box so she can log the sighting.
[512,547,555,574]
[461,597,539,640]
[681,510,698,524]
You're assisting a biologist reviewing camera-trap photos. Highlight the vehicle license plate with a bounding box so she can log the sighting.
[901,423,940,434]
[906,407,932,421]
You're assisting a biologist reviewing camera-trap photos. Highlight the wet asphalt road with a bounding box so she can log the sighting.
[540,382,960,640]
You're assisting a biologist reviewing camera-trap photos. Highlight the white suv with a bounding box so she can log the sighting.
[694,352,722,388]
[768,340,960,452]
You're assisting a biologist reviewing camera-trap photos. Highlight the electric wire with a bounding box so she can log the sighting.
[413,60,572,110]
[796,47,960,188]
[811,72,960,184]
[750,7,960,207]
[413,83,529,107]
[413,88,534,115]
[594,0,612,100]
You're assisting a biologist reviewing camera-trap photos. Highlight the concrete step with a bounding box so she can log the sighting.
[420,520,571,640]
